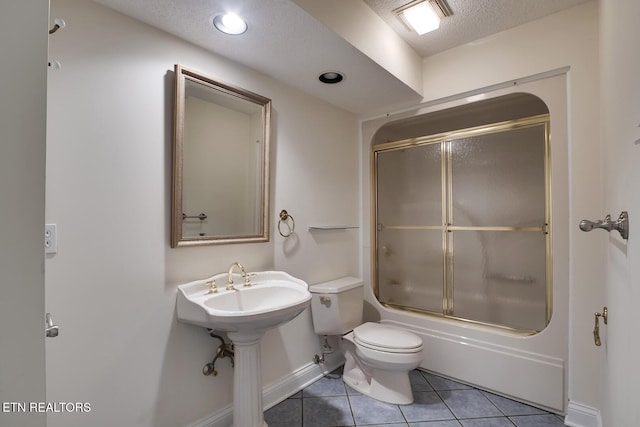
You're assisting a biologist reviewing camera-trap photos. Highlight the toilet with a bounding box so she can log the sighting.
[309,277,424,405]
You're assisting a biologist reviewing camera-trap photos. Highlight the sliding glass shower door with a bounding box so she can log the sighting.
[376,142,444,313]
[373,115,551,333]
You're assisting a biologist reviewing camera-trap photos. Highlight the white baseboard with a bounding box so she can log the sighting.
[189,359,343,427]
[189,406,232,427]
[564,401,602,427]
[263,359,343,410]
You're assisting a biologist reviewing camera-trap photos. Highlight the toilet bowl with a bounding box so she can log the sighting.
[309,277,424,405]
[342,322,423,404]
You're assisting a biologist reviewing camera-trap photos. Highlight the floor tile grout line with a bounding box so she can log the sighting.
[344,386,356,427]
[420,369,465,422]
[432,389,458,422]
[433,387,517,423]
[420,368,525,423]
[345,386,409,427]
[397,397,410,426]
[478,388,510,419]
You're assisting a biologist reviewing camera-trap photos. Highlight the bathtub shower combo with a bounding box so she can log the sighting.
[372,113,551,334]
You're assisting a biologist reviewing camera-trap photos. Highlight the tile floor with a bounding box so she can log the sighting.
[264,368,566,427]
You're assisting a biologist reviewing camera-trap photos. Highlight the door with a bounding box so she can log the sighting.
[0,1,49,427]
[600,0,640,425]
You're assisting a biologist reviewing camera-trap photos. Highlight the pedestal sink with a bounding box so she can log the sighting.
[176,270,311,427]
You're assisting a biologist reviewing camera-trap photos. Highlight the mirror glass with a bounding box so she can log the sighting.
[172,65,271,247]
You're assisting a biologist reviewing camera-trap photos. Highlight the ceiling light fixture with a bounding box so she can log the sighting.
[395,0,452,35]
[318,71,344,84]
[212,12,248,35]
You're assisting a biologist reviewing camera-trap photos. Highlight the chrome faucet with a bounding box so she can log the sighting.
[226,262,247,290]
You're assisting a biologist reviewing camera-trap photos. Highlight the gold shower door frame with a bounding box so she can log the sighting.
[371,114,551,334]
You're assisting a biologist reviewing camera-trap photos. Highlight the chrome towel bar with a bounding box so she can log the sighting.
[182,212,207,221]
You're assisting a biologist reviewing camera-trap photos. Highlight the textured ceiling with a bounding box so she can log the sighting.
[92,0,591,115]
[91,0,423,115]
[363,0,591,57]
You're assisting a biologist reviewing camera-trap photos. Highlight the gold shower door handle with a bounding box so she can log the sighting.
[593,307,608,347]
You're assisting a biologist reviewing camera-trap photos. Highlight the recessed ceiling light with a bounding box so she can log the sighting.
[212,13,248,35]
[395,0,452,35]
[318,71,344,84]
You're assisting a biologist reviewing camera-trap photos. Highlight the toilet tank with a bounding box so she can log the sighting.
[309,277,363,335]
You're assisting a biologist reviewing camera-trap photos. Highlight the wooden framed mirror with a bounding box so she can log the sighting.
[171,64,271,247]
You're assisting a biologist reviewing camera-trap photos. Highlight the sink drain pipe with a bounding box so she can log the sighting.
[203,330,235,377]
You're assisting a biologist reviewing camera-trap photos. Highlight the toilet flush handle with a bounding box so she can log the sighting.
[319,296,331,307]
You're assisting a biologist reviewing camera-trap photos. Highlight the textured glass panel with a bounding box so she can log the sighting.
[377,229,443,313]
[377,143,441,226]
[451,230,547,331]
[450,125,545,227]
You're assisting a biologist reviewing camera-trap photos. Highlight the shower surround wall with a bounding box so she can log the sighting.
[362,0,601,420]
[45,1,358,426]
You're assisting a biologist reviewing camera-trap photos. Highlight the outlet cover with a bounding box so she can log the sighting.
[45,224,57,254]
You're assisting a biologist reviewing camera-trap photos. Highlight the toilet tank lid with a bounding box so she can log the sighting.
[309,276,363,294]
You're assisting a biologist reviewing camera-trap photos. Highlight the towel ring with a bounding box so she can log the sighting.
[278,210,296,238]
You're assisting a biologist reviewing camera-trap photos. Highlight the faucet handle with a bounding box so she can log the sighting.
[205,279,218,294]
[243,273,256,287]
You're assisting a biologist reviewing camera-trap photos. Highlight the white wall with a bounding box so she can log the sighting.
[361,0,602,415]
[45,1,358,426]
[0,1,48,427]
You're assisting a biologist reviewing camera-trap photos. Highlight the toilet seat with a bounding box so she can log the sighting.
[353,322,423,354]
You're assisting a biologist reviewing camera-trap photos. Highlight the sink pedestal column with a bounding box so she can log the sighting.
[227,330,267,427]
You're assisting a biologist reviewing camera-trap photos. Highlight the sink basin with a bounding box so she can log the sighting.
[177,269,310,426]
[176,270,311,333]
